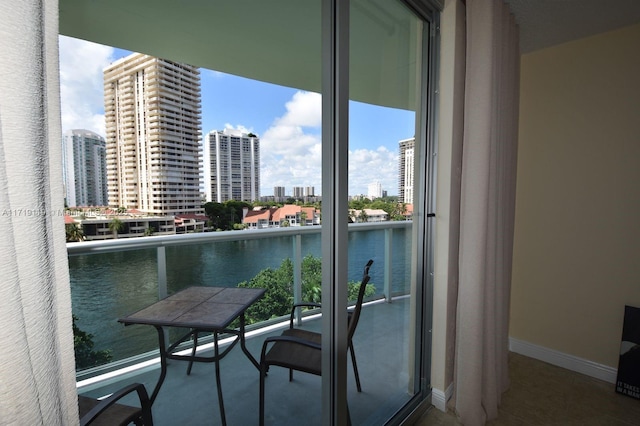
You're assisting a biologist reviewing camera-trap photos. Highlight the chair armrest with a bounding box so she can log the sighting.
[289,302,322,327]
[80,383,152,426]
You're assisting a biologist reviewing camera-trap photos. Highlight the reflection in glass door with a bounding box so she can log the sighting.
[347,0,434,423]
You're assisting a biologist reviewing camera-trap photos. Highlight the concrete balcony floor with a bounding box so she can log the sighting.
[79,297,423,425]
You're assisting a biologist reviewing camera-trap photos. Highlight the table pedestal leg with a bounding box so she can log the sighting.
[213,331,226,426]
[239,313,260,370]
[150,326,168,405]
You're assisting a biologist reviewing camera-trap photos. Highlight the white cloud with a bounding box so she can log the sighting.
[260,91,323,193]
[59,36,115,136]
[348,146,397,196]
[259,91,397,196]
[223,123,254,134]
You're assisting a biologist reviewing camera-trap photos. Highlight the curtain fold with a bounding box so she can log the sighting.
[0,0,78,424]
[454,0,519,424]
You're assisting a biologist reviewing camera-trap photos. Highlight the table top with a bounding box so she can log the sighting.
[119,286,265,330]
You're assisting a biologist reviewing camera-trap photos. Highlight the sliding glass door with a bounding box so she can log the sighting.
[321,0,437,423]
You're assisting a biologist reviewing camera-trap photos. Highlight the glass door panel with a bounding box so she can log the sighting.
[348,0,429,423]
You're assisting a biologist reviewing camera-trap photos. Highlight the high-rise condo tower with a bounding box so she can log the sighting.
[62,129,108,207]
[203,129,260,203]
[104,53,202,215]
[398,137,415,204]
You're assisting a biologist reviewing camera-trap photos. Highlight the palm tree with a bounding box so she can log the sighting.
[65,223,85,242]
[108,218,124,239]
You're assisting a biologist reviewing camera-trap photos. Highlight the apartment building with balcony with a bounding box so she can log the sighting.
[203,128,260,203]
[103,53,203,216]
[62,129,108,207]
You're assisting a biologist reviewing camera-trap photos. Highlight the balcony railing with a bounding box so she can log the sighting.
[68,221,413,380]
[67,221,411,301]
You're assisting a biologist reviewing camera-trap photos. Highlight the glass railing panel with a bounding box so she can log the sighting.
[69,223,412,379]
[69,247,159,372]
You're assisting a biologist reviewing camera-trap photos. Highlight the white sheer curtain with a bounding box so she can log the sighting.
[454,0,519,424]
[0,0,78,424]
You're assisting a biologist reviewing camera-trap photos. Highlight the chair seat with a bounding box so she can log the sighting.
[264,328,322,376]
[78,395,142,426]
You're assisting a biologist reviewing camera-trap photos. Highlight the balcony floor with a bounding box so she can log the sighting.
[78,297,424,425]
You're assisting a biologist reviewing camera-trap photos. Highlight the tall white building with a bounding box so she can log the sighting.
[292,186,304,198]
[62,129,108,207]
[274,186,285,198]
[203,129,260,203]
[398,137,415,204]
[367,181,382,200]
[103,53,202,215]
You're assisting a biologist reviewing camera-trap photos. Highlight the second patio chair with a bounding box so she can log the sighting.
[258,259,373,425]
[79,382,153,426]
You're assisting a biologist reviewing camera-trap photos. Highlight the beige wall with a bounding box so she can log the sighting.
[511,23,640,368]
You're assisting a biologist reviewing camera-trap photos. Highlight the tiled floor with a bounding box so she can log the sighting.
[417,352,640,425]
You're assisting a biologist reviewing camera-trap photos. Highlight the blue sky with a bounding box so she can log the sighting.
[60,37,415,196]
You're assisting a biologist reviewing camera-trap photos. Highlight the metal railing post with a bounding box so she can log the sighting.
[293,233,302,325]
[157,245,170,349]
[384,228,393,302]
[157,246,167,300]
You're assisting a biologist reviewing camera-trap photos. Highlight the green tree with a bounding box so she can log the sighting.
[144,226,155,236]
[203,202,226,230]
[73,315,112,369]
[237,255,376,325]
[108,217,124,238]
[65,223,85,242]
[237,260,294,323]
[359,209,369,223]
[203,200,251,230]
[391,203,408,221]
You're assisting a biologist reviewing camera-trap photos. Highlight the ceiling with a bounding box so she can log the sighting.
[505,0,640,53]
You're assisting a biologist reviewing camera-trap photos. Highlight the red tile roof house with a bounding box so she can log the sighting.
[242,208,276,229]
[243,205,320,229]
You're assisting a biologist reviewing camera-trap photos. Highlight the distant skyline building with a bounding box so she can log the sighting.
[274,186,285,198]
[292,186,304,198]
[367,181,382,200]
[398,137,415,204]
[305,186,315,197]
[62,129,108,207]
[203,128,260,203]
[104,53,202,215]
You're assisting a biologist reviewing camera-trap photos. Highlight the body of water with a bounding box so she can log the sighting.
[69,227,412,364]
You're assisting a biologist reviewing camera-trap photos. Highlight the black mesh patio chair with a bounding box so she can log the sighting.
[259,260,373,425]
[78,382,153,426]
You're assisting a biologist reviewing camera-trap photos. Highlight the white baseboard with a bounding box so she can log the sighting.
[509,337,618,384]
[431,382,454,412]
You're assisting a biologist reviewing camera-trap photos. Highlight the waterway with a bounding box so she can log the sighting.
[69,227,412,364]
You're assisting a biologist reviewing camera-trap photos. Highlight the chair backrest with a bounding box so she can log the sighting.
[362,259,373,279]
[347,259,373,341]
